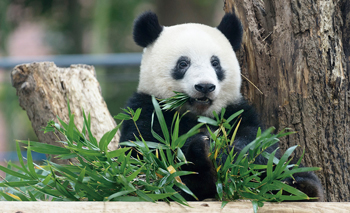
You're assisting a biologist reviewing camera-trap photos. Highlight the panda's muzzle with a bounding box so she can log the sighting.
[188,83,216,106]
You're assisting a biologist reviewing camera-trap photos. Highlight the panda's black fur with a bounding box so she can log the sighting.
[120,11,324,201]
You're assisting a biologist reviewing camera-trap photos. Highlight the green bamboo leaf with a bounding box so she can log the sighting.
[221,201,229,209]
[42,173,52,185]
[57,116,69,130]
[83,112,98,147]
[54,179,78,201]
[75,182,102,201]
[256,127,262,138]
[26,141,38,179]
[113,196,146,202]
[0,165,32,180]
[133,108,142,121]
[174,182,197,200]
[77,168,85,183]
[76,149,103,157]
[197,116,218,126]
[0,180,39,187]
[27,190,37,201]
[126,165,144,182]
[33,186,62,198]
[13,191,30,201]
[279,167,320,180]
[119,141,169,150]
[15,141,30,176]
[252,200,259,213]
[49,162,79,179]
[136,190,155,202]
[105,121,123,149]
[18,140,70,155]
[213,110,219,122]
[106,147,131,158]
[272,181,309,199]
[171,114,180,147]
[98,131,109,152]
[146,193,176,200]
[226,109,244,124]
[267,149,278,182]
[66,113,75,144]
[176,148,186,163]
[274,145,299,176]
[55,153,78,160]
[296,149,306,168]
[164,186,189,206]
[216,181,223,200]
[107,190,136,201]
[114,113,132,120]
[0,191,19,201]
[152,96,170,144]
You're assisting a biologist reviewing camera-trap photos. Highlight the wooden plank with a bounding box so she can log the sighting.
[0,202,349,213]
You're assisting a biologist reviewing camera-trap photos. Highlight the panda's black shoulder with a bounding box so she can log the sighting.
[224,98,262,130]
[124,92,153,111]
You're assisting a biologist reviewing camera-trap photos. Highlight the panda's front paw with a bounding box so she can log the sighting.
[180,133,217,200]
[183,133,212,169]
[284,171,324,202]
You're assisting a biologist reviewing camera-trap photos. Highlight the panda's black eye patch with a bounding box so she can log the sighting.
[211,56,225,81]
[172,56,191,80]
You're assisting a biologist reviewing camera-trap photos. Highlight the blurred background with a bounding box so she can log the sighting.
[0,0,225,164]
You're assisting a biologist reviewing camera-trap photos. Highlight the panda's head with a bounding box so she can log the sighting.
[134,12,243,117]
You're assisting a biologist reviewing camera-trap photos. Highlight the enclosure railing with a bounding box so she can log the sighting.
[0,53,142,69]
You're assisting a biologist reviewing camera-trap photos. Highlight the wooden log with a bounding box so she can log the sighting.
[0,201,349,213]
[11,62,119,164]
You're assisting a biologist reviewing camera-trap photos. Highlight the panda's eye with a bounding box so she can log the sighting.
[178,61,189,69]
[211,60,220,67]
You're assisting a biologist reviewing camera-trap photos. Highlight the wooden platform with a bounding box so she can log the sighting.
[1,201,349,213]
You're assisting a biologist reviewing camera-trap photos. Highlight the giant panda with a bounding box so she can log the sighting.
[120,11,324,201]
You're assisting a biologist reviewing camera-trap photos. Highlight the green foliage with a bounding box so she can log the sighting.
[160,93,320,212]
[0,98,197,204]
[0,94,320,213]
[159,92,190,111]
[204,111,320,208]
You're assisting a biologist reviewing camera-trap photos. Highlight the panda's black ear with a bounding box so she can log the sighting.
[133,11,163,47]
[217,12,243,51]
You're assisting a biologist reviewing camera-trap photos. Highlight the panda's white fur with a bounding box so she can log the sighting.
[137,23,242,117]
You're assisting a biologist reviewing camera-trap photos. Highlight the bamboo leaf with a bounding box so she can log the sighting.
[152,96,170,144]
[197,116,218,126]
[0,165,32,180]
[0,180,39,187]
[107,190,135,201]
[18,140,71,155]
[133,108,142,121]
[26,141,38,179]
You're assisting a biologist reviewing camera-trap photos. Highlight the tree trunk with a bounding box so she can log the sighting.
[225,0,349,202]
[11,62,119,164]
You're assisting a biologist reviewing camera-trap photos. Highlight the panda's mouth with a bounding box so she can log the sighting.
[189,97,212,105]
[194,97,211,104]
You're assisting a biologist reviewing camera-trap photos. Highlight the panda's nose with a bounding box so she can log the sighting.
[195,83,216,94]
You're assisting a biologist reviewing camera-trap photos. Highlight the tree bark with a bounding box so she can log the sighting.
[11,62,119,164]
[225,0,349,202]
